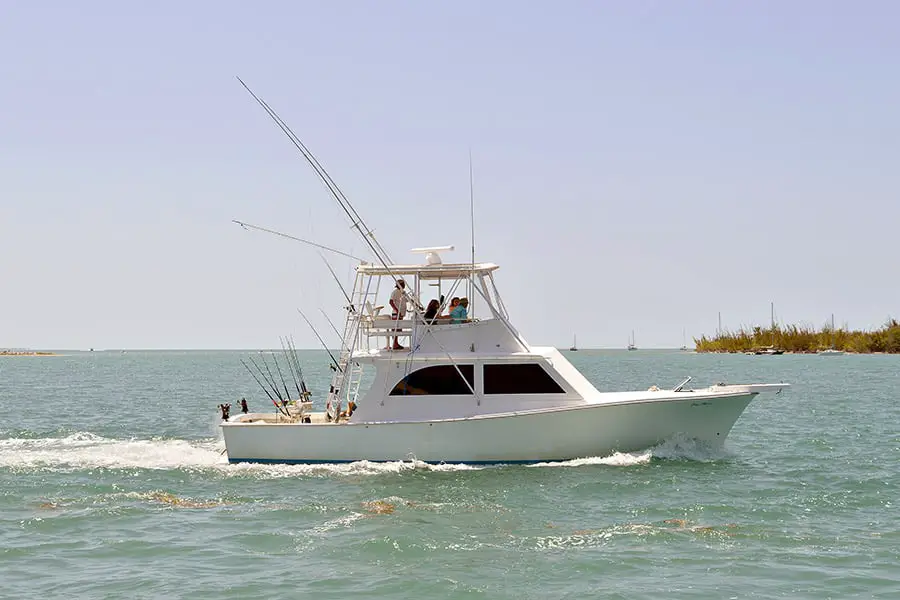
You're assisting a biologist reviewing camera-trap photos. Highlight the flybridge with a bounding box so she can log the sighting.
[356,261,499,278]
[359,244,498,277]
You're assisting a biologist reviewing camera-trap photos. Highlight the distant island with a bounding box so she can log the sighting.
[695,318,900,354]
[0,349,58,356]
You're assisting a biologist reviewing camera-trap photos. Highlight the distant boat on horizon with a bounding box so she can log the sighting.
[753,347,785,356]
[680,328,689,351]
[753,302,785,355]
[819,313,844,355]
[627,330,637,351]
[569,334,578,352]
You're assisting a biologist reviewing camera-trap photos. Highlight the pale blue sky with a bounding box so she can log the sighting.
[2,1,898,349]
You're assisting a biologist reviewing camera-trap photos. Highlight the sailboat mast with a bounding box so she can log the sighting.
[831,313,835,349]
[771,302,776,347]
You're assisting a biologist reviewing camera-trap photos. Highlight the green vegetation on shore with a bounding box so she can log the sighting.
[695,319,900,354]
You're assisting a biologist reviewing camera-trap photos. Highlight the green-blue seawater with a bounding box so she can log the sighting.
[2,350,898,599]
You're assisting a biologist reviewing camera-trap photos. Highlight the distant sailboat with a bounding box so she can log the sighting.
[569,334,578,352]
[819,314,844,355]
[627,330,637,351]
[754,302,785,355]
[680,328,688,351]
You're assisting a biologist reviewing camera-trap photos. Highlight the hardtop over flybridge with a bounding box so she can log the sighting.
[219,81,790,464]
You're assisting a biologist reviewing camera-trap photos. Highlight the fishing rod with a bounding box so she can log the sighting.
[233,220,363,261]
[318,251,354,311]
[297,307,340,371]
[245,352,277,396]
[270,345,293,404]
[288,335,310,396]
[279,335,303,399]
[257,351,287,405]
[319,308,342,341]
[247,352,284,404]
[240,358,289,417]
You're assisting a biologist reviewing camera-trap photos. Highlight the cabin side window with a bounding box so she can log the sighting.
[390,365,475,395]
[483,364,565,394]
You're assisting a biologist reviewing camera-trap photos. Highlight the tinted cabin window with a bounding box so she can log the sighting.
[390,365,475,395]
[484,364,565,394]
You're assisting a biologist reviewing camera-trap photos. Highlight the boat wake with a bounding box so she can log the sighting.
[0,432,226,471]
[647,434,733,462]
[0,432,729,476]
[527,436,730,468]
[0,433,483,476]
[528,450,653,468]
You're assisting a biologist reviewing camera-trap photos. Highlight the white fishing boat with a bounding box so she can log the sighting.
[222,247,790,464]
[220,82,790,464]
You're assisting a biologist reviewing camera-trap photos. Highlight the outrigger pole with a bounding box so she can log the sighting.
[236,77,394,268]
[232,220,363,261]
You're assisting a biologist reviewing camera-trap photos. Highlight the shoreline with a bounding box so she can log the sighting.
[0,351,60,357]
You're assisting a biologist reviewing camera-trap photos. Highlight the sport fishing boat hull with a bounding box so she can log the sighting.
[222,389,758,464]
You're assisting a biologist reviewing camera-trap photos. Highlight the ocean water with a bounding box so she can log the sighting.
[1,349,898,599]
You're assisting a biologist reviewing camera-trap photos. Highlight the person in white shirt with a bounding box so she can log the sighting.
[388,279,407,350]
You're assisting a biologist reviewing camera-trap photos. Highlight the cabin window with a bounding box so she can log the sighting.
[390,365,475,396]
[483,364,565,394]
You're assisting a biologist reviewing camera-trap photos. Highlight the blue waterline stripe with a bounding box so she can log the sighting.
[228,457,552,465]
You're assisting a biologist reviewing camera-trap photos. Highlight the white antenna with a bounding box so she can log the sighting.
[469,149,476,315]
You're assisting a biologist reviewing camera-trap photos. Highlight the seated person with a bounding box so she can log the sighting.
[450,297,469,323]
[423,299,440,323]
[437,297,460,320]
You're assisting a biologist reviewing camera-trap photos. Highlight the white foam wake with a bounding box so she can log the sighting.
[0,434,481,476]
[647,433,731,462]
[0,433,226,471]
[224,458,483,478]
[0,432,728,475]
[528,450,653,468]
[527,435,730,468]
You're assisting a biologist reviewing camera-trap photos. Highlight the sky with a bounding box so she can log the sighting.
[1,1,898,350]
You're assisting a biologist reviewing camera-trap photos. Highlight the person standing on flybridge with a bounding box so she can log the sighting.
[388,279,407,350]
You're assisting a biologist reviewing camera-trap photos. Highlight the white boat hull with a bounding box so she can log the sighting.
[222,391,757,464]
